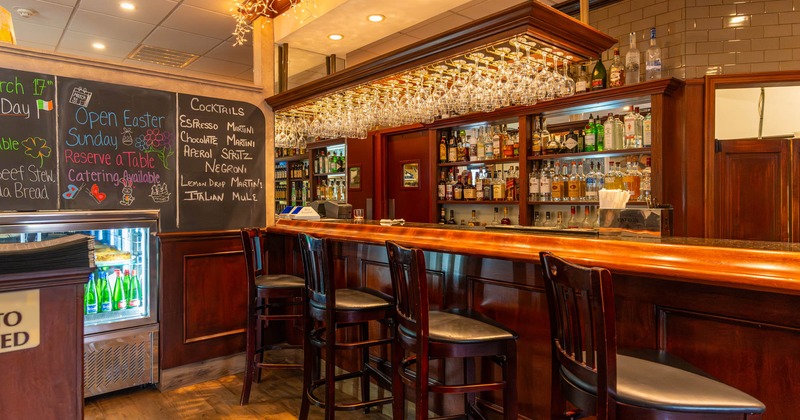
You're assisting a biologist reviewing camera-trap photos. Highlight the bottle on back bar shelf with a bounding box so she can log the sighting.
[625,32,641,85]
[584,115,596,152]
[491,207,500,225]
[85,274,98,315]
[98,271,112,313]
[439,134,447,163]
[128,270,142,308]
[439,208,447,224]
[575,64,589,93]
[591,58,607,90]
[468,210,479,227]
[646,28,662,80]
[438,172,446,201]
[112,270,127,311]
[448,210,457,225]
[501,207,511,225]
[608,47,624,88]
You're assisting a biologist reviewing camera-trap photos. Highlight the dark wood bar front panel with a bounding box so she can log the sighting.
[269,220,800,419]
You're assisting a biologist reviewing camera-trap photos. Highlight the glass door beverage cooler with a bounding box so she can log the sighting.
[0,210,158,397]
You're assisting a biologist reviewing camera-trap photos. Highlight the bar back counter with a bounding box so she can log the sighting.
[267,219,800,419]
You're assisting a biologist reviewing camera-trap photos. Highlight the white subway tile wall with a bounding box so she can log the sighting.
[590,0,800,79]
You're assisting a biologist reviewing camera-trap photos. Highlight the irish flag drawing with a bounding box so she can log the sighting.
[36,99,53,111]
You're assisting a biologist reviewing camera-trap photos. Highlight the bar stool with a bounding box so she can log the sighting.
[539,251,766,420]
[297,233,394,420]
[239,227,305,406]
[385,240,519,420]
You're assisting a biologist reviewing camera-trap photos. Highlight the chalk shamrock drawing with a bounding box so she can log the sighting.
[134,128,175,169]
[22,137,52,168]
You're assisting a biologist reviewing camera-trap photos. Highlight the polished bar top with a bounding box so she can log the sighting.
[269,219,800,295]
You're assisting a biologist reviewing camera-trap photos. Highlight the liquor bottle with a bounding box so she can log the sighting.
[623,162,642,200]
[112,271,127,311]
[582,206,594,228]
[475,170,484,201]
[484,127,494,159]
[512,128,520,157]
[469,131,478,161]
[625,32,641,85]
[591,58,607,90]
[577,161,587,200]
[502,125,514,158]
[529,164,540,201]
[603,113,616,150]
[501,207,511,225]
[624,107,637,149]
[564,129,579,153]
[505,167,517,201]
[608,47,625,88]
[641,158,652,200]
[492,171,505,201]
[85,274,99,315]
[437,172,446,201]
[445,170,454,200]
[439,134,447,163]
[98,271,112,313]
[439,207,447,224]
[539,161,552,201]
[646,28,662,80]
[483,170,493,200]
[491,207,500,225]
[555,211,565,229]
[533,211,541,227]
[460,130,470,162]
[448,131,458,162]
[551,161,564,202]
[468,210,479,227]
[643,110,652,147]
[128,270,142,308]
[464,172,476,201]
[542,211,554,227]
[540,117,552,154]
[454,174,464,201]
[475,129,485,161]
[567,162,581,201]
[567,206,580,228]
[492,127,501,160]
[448,210,457,225]
[605,162,618,190]
[575,64,589,93]
[584,115,596,152]
[585,161,598,201]
[634,107,644,148]
[595,116,605,151]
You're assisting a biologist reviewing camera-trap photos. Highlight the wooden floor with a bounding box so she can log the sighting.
[84,369,392,420]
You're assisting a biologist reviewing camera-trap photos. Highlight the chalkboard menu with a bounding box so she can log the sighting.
[0,69,58,210]
[176,94,266,231]
[56,78,178,231]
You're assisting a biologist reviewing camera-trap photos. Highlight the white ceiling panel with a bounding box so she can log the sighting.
[144,26,222,55]
[161,4,233,40]
[205,36,254,65]
[78,0,179,25]
[401,12,472,40]
[58,30,139,59]
[11,19,63,47]
[26,0,77,6]
[1,0,74,28]
[67,10,155,41]
[456,0,529,20]
[183,0,232,15]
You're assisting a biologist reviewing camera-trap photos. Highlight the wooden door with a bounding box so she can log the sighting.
[346,136,375,219]
[385,130,431,222]
[714,138,790,241]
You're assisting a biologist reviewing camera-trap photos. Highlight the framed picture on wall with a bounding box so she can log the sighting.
[401,160,419,189]
[349,166,361,190]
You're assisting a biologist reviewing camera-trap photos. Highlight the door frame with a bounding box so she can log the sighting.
[372,123,427,220]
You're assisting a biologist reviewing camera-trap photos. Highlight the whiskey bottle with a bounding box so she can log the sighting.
[463,172,476,201]
[469,131,478,161]
[501,207,511,225]
[475,170,484,201]
[483,170,493,200]
[475,128,485,160]
[623,162,641,199]
[608,47,625,88]
[439,208,447,224]
[448,210,457,225]
[437,172,446,201]
[531,116,542,156]
[484,127,494,159]
[625,32,641,85]
[492,170,506,201]
[445,169,455,201]
[541,117,553,154]
[448,131,458,162]
[492,127,501,159]
[454,174,464,200]
[439,134,448,163]
[468,210,479,226]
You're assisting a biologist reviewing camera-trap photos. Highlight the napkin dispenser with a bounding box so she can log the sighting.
[598,207,673,237]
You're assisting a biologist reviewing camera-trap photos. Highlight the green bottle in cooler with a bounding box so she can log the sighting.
[127,269,142,308]
[85,273,98,315]
[97,271,112,313]
[112,269,127,311]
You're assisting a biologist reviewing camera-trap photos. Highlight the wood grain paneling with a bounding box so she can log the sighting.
[659,308,800,420]
[159,232,247,369]
[386,130,432,222]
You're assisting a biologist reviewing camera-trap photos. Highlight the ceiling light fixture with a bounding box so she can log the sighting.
[120,2,135,11]
[328,34,343,41]
[367,14,384,22]
[232,0,318,46]
[92,42,106,50]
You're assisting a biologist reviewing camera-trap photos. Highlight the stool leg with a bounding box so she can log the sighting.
[299,312,313,419]
[360,322,371,413]
[464,356,476,417]
[325,321,336,420]
[503,341,518,420]
[255,296,267,383]
[416,355,429,420]
[240,303,256,406]
[392,332,405,420]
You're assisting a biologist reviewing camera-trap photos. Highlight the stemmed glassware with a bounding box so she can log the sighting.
[274,36,579,143]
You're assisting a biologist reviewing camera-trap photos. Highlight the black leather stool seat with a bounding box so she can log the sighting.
[563,354,766,414]
[310,288,392,311]
[400,310,518,343]
[255,274,304,289]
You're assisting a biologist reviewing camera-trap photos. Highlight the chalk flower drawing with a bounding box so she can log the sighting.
[22,136,52,168]
[134,128,175,169]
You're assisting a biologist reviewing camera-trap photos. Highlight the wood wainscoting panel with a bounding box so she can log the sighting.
[468,272,549,418]
[658,308,800,420]
[183,250,247,343]
[159,232,247,370]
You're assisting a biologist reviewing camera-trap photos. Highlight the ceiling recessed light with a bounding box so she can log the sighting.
[92,42,106,50]
[367,14,384,22]
[328,34,343,41]
[120,2,135,11]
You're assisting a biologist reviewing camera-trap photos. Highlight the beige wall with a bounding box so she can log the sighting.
[0,19,276,224]
[591,0,800,79]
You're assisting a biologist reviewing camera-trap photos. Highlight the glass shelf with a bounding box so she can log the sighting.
[529,147,651,161]
[438,157,519,167]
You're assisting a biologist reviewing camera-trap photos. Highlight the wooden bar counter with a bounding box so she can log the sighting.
[268,219,800,419]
